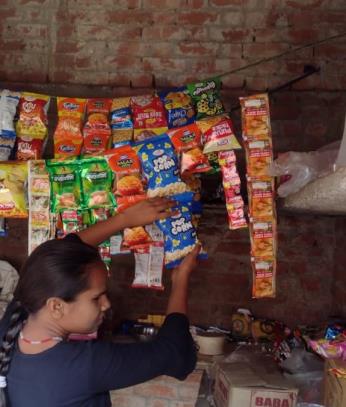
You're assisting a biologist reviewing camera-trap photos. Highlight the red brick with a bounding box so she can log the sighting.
[221,74,245,89]
[142,26,186,41]
[143,0,186,7]
[179,11,220,25]
[284,0,324,9]
[0,7,16,18]
[130,74,154,88]
[287,28,321,44]
[211,28,252,42]
[210,0,243,5]
[187,0,208,7]
[177,41,218,56]
[108,10,152,24]
[243,42,289,59]
[142,57,185,72]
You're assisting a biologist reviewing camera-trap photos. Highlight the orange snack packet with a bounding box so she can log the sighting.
[251,257,276,298]
[248,177,274,218]
[54,97,86,158]
[246,139,273,177]
[83,98,112,155]
[250,218,275,258]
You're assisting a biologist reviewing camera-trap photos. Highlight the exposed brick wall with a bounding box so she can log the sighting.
[0,0,345,90]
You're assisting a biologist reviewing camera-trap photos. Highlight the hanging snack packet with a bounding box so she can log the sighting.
[16,92,50,140]
[54,97,86,159]
[105,145,144,197]
[122,226,152,249]
[250,218,276,258]
[245,139,273,177]
[131,94,168,141]
[155,192,199,269]
[169,123,210,174]
[110,97,133,146]
[47,160,82,212]
[132,242,164,290]
[0,90,20,160]
[251,257,276,298]
[83,98,112,155]
[80,157,115,209]
[248,177,274,218]
[159,87,195,128]
[0,162,28,218]
[197,115,241,154]
[136,134,188,198]
[240,94,271,142]
[187,77,224,119]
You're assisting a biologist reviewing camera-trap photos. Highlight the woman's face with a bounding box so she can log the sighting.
[61,263,111,334]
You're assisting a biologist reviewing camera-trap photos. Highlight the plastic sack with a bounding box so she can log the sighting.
[0,261,19,320]
[268,144,339,198]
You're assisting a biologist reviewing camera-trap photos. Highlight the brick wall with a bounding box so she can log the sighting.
[1,1,346,329]
[0,0,345,90]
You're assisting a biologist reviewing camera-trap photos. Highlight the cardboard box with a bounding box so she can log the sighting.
[214,362,298,407]
[324,358,346,407]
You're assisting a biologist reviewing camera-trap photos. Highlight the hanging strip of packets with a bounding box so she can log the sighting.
[240,94,277,299]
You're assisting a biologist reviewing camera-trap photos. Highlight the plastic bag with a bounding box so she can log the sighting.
[268,146,339,198]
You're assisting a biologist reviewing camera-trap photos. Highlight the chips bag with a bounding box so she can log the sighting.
[131,94,168,141]
[80,157,115,209]
[136,134,188,198]
[0,162,28,218]
[155,192,200,269]
[187,77,224,119]
[83,98,112,155]
[197,115,241,154]
[16,92,50,140]
[47,160,82,212]
[54,97,86,158]
[16,136,44,160]
[110,97,133,146]
[159,87,195,128]
[0,90,20,160]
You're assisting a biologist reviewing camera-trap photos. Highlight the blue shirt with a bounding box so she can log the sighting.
[6,313,196,406]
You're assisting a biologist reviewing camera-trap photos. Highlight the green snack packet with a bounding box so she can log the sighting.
[187,77,224,119]
[47,160,82,212]
[80,157,116,209]
[206,151,221,174]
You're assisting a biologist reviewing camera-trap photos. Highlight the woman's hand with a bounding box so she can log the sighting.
[120,197,177,229]
[171,244,201,284]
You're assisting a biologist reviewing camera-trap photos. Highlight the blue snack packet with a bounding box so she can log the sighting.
[136,134,188,198]
[159,87,195,129]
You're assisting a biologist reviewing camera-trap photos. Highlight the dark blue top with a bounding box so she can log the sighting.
[6,313,196,406]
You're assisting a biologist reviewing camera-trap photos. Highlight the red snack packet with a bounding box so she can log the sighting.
[131,94,167,130]
[16,137,44,160]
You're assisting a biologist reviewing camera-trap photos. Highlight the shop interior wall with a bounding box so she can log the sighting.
[1,0,346,329]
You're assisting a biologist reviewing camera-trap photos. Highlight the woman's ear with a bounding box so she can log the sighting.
[46,297,65,320]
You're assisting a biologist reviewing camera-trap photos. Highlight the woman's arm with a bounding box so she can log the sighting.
[166,244,200,315]
[77,197,176,247]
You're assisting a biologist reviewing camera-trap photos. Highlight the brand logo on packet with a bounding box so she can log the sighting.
[118,157,133,168]
[53,173,74,182]
[59,145,76,153]
[171,216,193,236]
[22,101,36,113]
[88,171,107,180]
[181,131,194,144]
[153,154,175,172]
[193,80,216,97]
[63,102,78,111]
[0,202,15,210]
[254,397,291,407]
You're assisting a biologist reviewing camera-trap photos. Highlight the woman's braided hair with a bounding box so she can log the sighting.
[0,237,101,407]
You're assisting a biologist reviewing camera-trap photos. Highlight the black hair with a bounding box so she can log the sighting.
[0,237,101,406]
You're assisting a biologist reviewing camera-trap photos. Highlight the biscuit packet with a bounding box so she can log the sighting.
[83,98,112,155]
[16,92,50,140]
[0,161,28,218]
[0,90,20,160]
[110,96,133,146]
[247,177,275,218]
[54,97,86,159]
[159,87,195,128]
[136,134,188,198]
[249,218,276,258]
[47,159,82,212]
[251,257,276,298]
[187,77,224,119]
[132,242,164,290]
[240,93,271,142]
[168,123,210,174]
[197,115,241,154]
[131,94,168,142]
[80,157,116,209]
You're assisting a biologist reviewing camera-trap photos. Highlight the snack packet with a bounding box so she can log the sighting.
[187,77,224,119]
[122,226,152,249]
[159,87,195,128]
[83,98,112,155]
[0,161,28,218]
[155,192,199,269]
[197,115,241,154]
[136,134,188,198]
[132,242,164,290]
[110,96,133,145]
[47,160,82,212]
[247,177,274,218]
[16,137,44,160]
[16,92,50,140]
[0,90,20,160]
[240,94,271,142]
[131,94,168,141]
[250,218,276,258]
[80,157,115,209]
[54,97,86,158]
[251,257,276,298]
